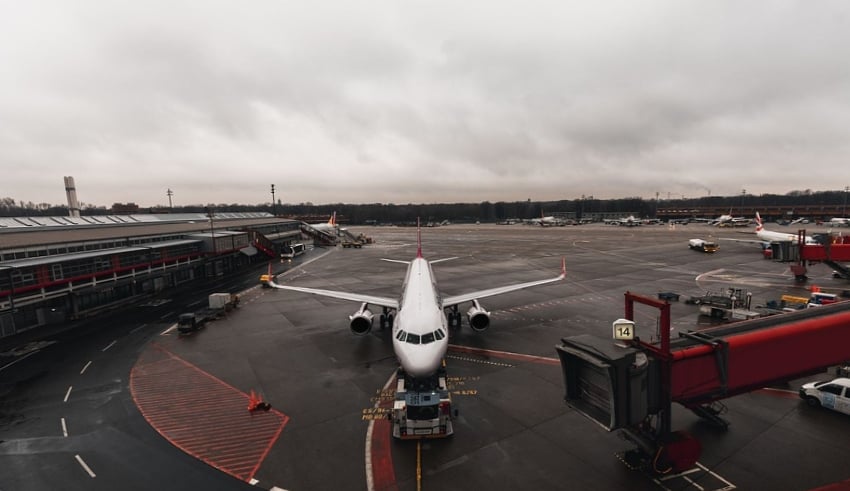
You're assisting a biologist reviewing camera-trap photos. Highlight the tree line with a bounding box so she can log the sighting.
[2,188,848,224]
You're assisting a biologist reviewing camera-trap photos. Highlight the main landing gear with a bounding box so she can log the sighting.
[446,305,462,329]
[379,307,394,330]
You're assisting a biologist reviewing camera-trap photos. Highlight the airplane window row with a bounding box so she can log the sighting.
[396,328,446,345]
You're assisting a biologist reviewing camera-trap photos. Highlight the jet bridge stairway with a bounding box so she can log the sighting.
[339,228,360,242]
[556,292,850,474]
[248,230,279,258]
[824,260,850,280]
[300,222,338,246]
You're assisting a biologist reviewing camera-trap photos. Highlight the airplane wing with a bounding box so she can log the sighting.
[442,258,565,308]
[268,282,399,309]
[718,238,767,245]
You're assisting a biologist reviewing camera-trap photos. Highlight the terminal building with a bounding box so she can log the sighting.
[0,212,311,338]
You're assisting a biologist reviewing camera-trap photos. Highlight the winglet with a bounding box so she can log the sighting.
[559,257,567,279]
[416,217,423,258]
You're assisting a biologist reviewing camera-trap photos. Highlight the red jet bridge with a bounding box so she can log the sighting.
[556,292,850,474]
[770,230,850,281]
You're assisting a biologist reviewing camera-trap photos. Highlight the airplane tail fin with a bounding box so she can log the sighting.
[559,257,567,279]
[329,212,336,226]
[755,212,763,231]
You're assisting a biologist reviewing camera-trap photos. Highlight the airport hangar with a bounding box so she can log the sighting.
[0,213,332,338]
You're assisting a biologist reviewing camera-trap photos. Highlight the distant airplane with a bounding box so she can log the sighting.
[269,221,565,379]
[693,209,750,227]
[829,217,850,226]
[604,215,641,226]
[310,212,338,234]
[528,211,564,227]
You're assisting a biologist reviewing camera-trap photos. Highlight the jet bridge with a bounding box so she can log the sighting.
[300,222,338,246]
[556,292,850,474]
[777,231,850,281]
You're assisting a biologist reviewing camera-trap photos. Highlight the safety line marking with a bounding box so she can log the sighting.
[0,350,39,372]
[75,454,96,478]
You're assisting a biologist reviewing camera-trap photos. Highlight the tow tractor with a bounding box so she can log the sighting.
[391,366,455,439]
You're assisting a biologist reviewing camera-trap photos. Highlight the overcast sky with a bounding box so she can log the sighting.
[2,1,850,208]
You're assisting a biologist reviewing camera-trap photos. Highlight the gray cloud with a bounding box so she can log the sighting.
[2,1,850,208]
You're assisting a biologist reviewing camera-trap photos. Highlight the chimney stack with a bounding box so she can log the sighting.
[64,176,81,217]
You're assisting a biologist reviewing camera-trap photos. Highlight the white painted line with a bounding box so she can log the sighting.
[0,349,39,372]
[75,454,96,478]
[64,386,73,403]
[101,340,117,352]
[80,361,92,375]
[188,299,204,308]
[249,478,259,485]
[130,323,147,334]
[159,311,175,320]
[61,418,68,437]
[161,323,178,335]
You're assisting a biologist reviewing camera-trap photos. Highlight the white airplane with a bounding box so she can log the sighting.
[755,212,818,244]
[310,212,338,233]
[703,209,750,227]
[527,212,563,227]
[269,222,566,379]
[829,217,850,226]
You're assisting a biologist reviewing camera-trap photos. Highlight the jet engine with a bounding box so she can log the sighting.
[349,302,374,335]
[466,300,491,332]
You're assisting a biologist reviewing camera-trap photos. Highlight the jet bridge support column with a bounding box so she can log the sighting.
[621,292,701,473]
[557,292,701,474]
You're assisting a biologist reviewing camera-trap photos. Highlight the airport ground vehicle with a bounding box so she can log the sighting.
[799,378,850,415]
[688,238,719,253]
[177,293,239,334]
[281,243,306,259]
[391,368,454,439]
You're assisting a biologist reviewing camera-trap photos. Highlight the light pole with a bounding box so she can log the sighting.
[844,186,848,217]
[270,184,277,217]
[166,188,173,210]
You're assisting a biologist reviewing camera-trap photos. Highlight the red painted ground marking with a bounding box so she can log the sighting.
[756,387,801,400]
[370,374,398,491]
[130,345,289,482]
[448,344,560,366]
[809,478,850,491]
[371,417,399,491]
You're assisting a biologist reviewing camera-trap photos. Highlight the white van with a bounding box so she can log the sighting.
[799,378,850,415]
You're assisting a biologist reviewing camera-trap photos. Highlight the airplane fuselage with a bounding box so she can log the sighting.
[391,257,449,378]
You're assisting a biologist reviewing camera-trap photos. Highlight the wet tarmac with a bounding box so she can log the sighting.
[139,222,850,490]
[4,222,850,490]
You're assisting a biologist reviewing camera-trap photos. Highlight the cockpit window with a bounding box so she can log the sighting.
[434,329,445,340]
[396,330,407,342]
[421,331,435,344]
[406,333,421,344]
